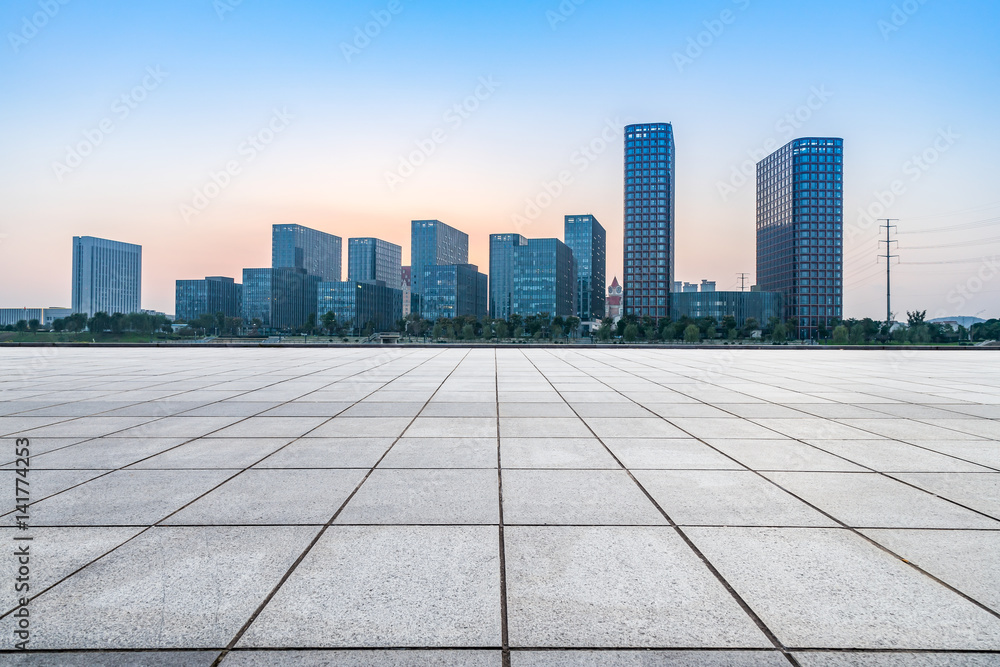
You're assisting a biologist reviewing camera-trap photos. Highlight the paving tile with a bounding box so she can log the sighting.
[891,473,1000,518]
[0,526,316,649]
[763,472,999,529]
[336,468,499,524]
[499,403,577,418]
[224,651,502,666]
[503,470,666,525]
[132,437,293,469]
[0,652,221,665]
[586,417,689,438]
[705,439,865,472]
[604,438,744,469]
[0,469,111,504]
[511,650,789,666]
[802,440,991,472]
[749,418,875,440]
[165,469,367,525]
[23,469,235,526]
[667,418,784,439]
[237,526,501,647]
[834,418,986,441]
[26,438,189,469]
[504,526,771,647]
[405,417,497,438]
[635,470,836,527]
[208,416,328,438]
[255,437,395,468]
[381,437,497,468]
[111,416,244,439]
[685,526,1000,649]
[501,437,618,469]
[794,652,1000,666]
[421,402,499,417]
[500,417,592,438]
[308,417,412,438]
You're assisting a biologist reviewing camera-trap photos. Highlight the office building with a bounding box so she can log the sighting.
[348,237,402,287]
[0,308,43,327]
[701,280,716,292]
[607,277,623,320]
[272,224,342,282]
[401,266,412,317]
[564,214,606,321]
[623,122,675,319]
[421,264,488,321]
[317,280,403,335]
[410,220,469,316]
[757,137,844,338]
[489,234,575,319]
[242,268,318,330]
[71,236,142,317]
[671,291,782,326]
[175,276,242,322]
[42,308,73,326]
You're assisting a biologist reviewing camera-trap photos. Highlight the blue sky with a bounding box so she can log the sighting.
[1,0,998,319]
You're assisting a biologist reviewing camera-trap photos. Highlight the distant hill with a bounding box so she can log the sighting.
[929,316,988,328]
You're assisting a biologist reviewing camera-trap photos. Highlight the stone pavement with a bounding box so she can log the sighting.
[0,347,998,666]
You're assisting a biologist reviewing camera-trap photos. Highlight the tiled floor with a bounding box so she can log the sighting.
[0,347,999,665]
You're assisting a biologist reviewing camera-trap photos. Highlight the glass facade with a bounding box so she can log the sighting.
[71,236,142,317]
[756,137,844,339]
[175,276,242,322]
[316,280,403,335]
[271,224,342,282]
[564,215,607,321]
[670,291,783,326]
[242,268,318,331]
[421,264,488,321]
[410,220,469,316]
[489,234,576,319]
[623,123,674,320]
[348,237,402,287]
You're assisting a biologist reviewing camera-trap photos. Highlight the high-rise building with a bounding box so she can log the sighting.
[564,215,607,321]
[623,122,675,319]
[348,238,402,287]
[756,137,844,339]
[272,224,342,282]
[410,220,469,316]
[175,276,242,322]
[71,236,142,317]
[671,290,782,326]
[489,234,575,319]
[242,268,318,330]
[401,266,412,317]
[421,264,488,321]
[317,280,402,335]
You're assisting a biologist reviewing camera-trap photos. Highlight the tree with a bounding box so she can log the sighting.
[28,319,40,332]
[597,324,611,341]
[565,316,581,338]
[623,324,638,342]
[432,322,445,340]
[88,312,111,333]
[771,323,786,343]
[14,320,27,332]
[109,313,126,334]
[551,324,563,340]
[322,311,337,335]
[514,325,524,339]
[52,318,66,333]
[849,323,865,345]
[462,323,475,340]
[907,310,927,327]
[683,324,700,343]
[832,325,849,345]
[495,321,509,340]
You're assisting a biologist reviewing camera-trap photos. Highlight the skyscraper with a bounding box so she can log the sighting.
[421,264,488,321]
[410,220,469,316]
[348,238,402,287]
[489,234,576,319]
[623,122,675,319]
[242,268,317,330]
[71,236,142,317]
[564,214,606,321]
[756,137,844,339]
[272,224,342,282]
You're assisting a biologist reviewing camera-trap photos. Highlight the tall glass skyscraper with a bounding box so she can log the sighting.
[71,236,142,317]
[623,123,674,320]
[756,137,844,339]
[410,220,469,316]
[272,224,342,282]
[175,276,242,322]
[564,215,606,321]
[421,264,488,321]
[242,268,318,330]
[348,237,402,287]
[317,280,402,335]
[489,234,576,319]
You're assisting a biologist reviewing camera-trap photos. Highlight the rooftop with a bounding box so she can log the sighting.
[1,348,999,665]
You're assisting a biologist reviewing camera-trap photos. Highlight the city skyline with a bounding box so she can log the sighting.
[1,1,998,319]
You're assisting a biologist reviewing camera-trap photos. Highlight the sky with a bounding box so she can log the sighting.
[1,0,998,320]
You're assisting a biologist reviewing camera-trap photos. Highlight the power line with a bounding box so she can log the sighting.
[900,257,998,265]
[896,215,1000,235]
[901,234,1000,250]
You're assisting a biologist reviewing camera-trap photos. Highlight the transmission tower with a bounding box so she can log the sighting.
[878,220,898,327]
[736,273,750,292]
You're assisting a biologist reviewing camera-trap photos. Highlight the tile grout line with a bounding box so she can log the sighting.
[495,348,511,667]
[519,349,802,667]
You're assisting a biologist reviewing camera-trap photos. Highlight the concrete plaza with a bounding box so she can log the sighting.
[0,347,999,666]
